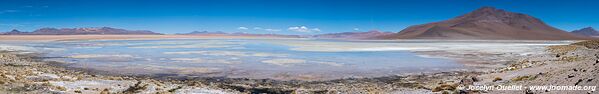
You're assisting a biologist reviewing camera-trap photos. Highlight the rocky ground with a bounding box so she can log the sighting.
[425,40,599,94]
[481,40,599,94]
[0,51,240,94]
[417,40,599,94]
[1,40,597,94]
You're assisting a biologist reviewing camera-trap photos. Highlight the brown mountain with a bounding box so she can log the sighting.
[313,30,394,39]
[3,27,161,35]
[571,27,599,36]
[380,7,590,40]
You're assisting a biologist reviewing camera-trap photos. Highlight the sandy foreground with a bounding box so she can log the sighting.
[0,36,597,94]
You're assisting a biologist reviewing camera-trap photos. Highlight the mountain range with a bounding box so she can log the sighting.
[571,27,599,37]
[179,31,228,35]
[179,31,302,38]
[378,7,590,40]
[312,30,393,39]
[2,27,161,35]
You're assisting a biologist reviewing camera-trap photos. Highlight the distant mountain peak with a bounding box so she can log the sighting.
[10,29,21,32]
[571,27,599,36]
[580,27,595,31]
[2,29,27,35]
[456,6,534,23]
[471,6,503,14]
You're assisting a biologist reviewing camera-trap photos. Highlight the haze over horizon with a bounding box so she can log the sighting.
[1,0,598,34]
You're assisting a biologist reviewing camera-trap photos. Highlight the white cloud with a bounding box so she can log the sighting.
[237,27,249,30]
[253,27,281,32]
[287,26,320,33]
[311,28,321,32]
[353,28,360,31]
[264,29,281,32]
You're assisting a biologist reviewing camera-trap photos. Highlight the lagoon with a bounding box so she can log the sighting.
[2,39,569,80]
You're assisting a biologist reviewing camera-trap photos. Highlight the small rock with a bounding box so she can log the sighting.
[56,86,67,91]
[575,79,583,86]
[460,76,478,85]
[493,77,502,82]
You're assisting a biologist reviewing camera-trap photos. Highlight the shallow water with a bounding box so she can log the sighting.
[3,39,570,80]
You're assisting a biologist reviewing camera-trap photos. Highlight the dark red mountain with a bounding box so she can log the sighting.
[379,7,590,40]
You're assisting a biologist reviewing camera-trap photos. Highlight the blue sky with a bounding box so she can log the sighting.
[1,0,598,34]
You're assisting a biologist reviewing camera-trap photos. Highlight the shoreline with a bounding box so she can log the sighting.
[0,35,304,42]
